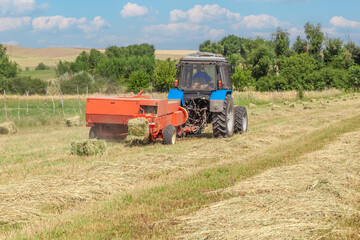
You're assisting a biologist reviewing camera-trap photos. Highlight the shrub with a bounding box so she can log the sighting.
[0,76,47,94]
[126,70,150,92]
[347,65,360,89]
[232,66,254,91]
[35,62,50,70]
[60,71,95,94]
[152,59,177,92]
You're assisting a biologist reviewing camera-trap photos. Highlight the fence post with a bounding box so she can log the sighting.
[77,85,82,115]
[44,89,47,115]
[4,90,7,121]
[26,90,29,118]
[86,86,88,98]
[48,88,55,113]
[18,97,20,120]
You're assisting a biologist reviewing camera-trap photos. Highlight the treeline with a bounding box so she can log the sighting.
[56,43,176,94]
[200,22,360,91]
[0,45,46,95]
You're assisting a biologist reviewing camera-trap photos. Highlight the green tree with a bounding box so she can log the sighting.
[152,59,177,92]
[0,44,20,78]
[126,70,150,92]
[304,22,324,55]
[231,66,254,91]
[347,65,360,89]
[272,28,290,57]
[293,36,308,54]
[279,53,319,90]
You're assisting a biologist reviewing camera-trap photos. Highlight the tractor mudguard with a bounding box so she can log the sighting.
[210,90,232,112]
[167,89,184,106]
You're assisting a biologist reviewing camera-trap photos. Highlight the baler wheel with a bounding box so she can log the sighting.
[163,125,176,145]
[89,126,98,139]
[234,106,248,134]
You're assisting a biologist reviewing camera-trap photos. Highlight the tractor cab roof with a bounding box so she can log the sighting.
[180,52,228,63]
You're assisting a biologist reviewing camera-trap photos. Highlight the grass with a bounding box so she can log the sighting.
[0,92,359,239]
[19,69,57,81]
[32,113,360,239]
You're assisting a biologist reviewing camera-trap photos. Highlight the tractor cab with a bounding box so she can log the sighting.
[174,52,233,93]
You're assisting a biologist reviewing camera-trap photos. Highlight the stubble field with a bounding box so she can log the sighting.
[0,91,360,239]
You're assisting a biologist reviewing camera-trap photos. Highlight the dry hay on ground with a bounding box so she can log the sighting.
[0,122,17,135]
[271,105,280,110]
[65,116,81,127]
[70,139,106,156]
[249,103,256,108]
[178,129,360,239]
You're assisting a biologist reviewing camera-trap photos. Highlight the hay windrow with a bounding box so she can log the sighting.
[125,118,149,143]
[71,139,106,156]
[65,116,81,127]
[0,122,17,135]
[178,130,360,239]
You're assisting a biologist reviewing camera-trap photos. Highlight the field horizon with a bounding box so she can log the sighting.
[3,44,197,70]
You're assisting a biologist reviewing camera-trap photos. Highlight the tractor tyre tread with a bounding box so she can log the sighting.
[234,106,248,134]
[212,94,234,138]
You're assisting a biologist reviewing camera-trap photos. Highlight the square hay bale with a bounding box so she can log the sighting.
[297,100,302,104]
[310,99,316,102]
[0,122,17,135]
[271,105,280,110]
[268,102,273,107]
[66,116,81,127]
[290,103,296,108]
[284,101,289,105]
[71,139,106,156]
[249,103,256,109]
[125,118,149,143]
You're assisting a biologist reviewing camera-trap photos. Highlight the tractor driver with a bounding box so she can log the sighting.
[192,65,214,90]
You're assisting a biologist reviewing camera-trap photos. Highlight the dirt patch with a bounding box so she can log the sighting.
[178,129,360,239]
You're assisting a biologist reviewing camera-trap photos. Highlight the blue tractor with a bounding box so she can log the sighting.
[168,52,248,138]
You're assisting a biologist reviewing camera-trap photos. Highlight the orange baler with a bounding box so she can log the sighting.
[85,92,188,144]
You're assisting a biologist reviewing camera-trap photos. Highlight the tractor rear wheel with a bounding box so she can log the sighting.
[234,106,248,134]
[89,126,99,139]
[212,94,234,138]
[163,125,177,145]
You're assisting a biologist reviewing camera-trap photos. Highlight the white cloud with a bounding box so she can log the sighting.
[1,40,18,46]
[330,16,360,29]
[0,0,48,16]
[170,4,241,23]
[121,2,148,18]
[288,27,304,38]
[144,23,224,40]
[234,14,290,29]
[79,16,111,33]
[32,15,86,31]
[144,23,202,36]
[0,17,31,32]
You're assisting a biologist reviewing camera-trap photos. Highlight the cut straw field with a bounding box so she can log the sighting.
[0,91,359,239]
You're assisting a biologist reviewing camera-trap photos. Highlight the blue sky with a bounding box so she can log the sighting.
[0,0,359,49]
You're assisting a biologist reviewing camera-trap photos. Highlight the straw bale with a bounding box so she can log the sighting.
[71,139,106,156]
[65,115,81,127]
[289,103,296,108]
[283,101,289,105]
[297,100,302,104]
[268,102,273,107]
[343,98,347,101]
[249,103,256,109]
[125,118,149,142]
[0,122,17,135]
[271,105,280,111]
[310,98,316,102]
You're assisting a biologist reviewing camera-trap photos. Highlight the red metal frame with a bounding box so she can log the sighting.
[85,93,188,140]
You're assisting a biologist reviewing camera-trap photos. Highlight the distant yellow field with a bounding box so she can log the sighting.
[4,45,196,70]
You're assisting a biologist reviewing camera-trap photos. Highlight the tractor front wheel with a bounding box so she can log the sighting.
[163,125,177,145]
[212,94,235,138]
